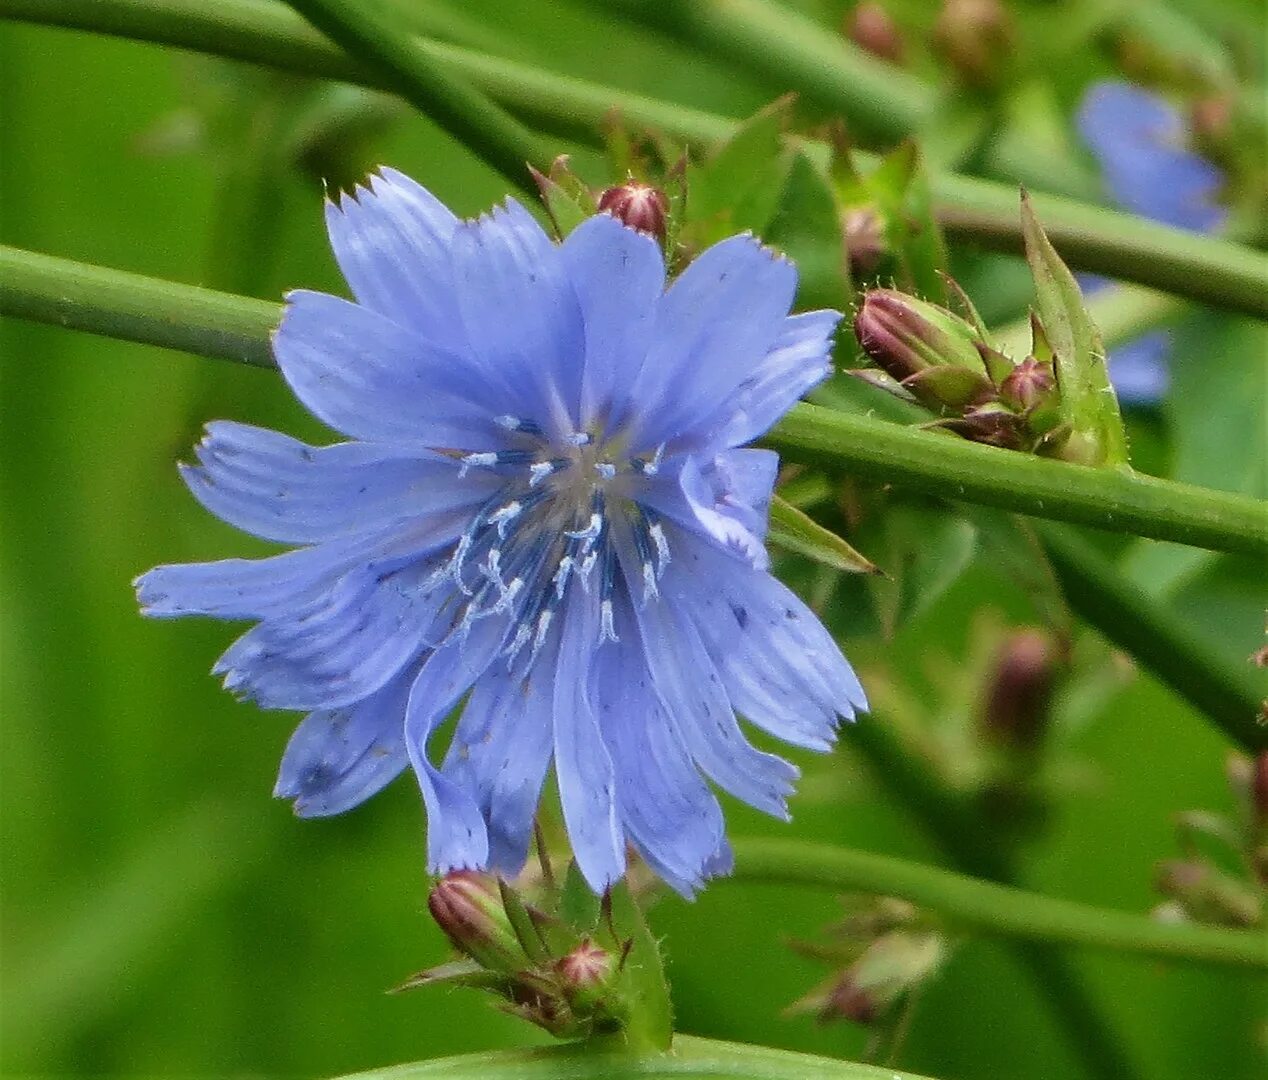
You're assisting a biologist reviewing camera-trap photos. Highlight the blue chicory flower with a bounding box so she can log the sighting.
[136,168,867,897]
[1075,80,1227,404]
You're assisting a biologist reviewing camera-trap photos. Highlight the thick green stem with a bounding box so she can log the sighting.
[729,839,1268,971]
[1037,525,1268,752]
[5,0,1268,317]
[282,0,548,189]
[331,1034,936,1080]
[4,244,1265,557]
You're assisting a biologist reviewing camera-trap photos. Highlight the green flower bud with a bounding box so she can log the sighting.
[428,871,527,974]
[854,288,989,387]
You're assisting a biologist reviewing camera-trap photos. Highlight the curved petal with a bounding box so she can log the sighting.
[629,234,797,450]
[274,672,412,817]
[623,565,798,818]
[213,552,456,711]
[636,456,770,570]
[403,612,515,872]
[450,199,586,435]
[596,598,727,897]
[559,213,665,429]
[442,663,554,876]
[181,422,499,545]
[552,589,625,892]
[324,168,464,350]
[706,310,839,450]
[274,290,512,448]
[664,530,866,750]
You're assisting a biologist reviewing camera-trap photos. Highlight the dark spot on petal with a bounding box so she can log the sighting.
[730,603,749,629]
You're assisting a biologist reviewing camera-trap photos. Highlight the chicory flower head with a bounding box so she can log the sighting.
[1076,80,1227,404]
[136,169,867,896]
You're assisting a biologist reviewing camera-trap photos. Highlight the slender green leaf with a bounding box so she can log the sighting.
[767,495,879,576]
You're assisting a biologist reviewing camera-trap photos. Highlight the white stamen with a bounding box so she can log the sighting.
[594,461,617,480]
[567,431,593,446]
[458,451,498,477]
[553,556,574,598]
[529,461,557,487]
[650,522,671,572]
[493,577,524,614]
[642,561,659,603]
[599,599,619,643]
[528,610,554,665]
[489,501,522,538]
[566,513,603,541]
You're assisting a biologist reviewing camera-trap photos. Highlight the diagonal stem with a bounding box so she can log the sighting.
[4,0,1268,318]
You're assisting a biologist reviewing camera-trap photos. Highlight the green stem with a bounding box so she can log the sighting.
[586,0,1099,201]
[282,0,549,189]
[765,405,1267,558]
[729,839,1268,971]
[331,1034,936,1080]
[6,0,1268,317]
[3,243,1265,558]
[0,245,278,366]
[1036,525,1268,752]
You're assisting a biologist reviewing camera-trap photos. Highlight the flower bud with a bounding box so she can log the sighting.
[999,356,1055,412]
[1155,860,1263,928]
[842,207,887,276]
[933,0,1016,89]
[428,871,526,973]
[981,630,1057,751]
[819,932,945,1026]
[555,939,616,1011]
[854,289,987,383]
[597,182,669,241]
[844,3,905,65]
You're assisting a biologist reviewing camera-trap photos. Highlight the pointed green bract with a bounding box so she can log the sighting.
[768,495,880,576]
[1020,192,1130,468]
[599,883,672,1052]
[764,151,852,311]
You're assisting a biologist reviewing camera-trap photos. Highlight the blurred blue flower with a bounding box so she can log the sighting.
[136,169,866,896]
[1076,80,1227,405]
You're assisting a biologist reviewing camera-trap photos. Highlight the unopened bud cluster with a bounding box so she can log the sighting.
[789,896,947,1028]
[853,288,1069,455]
[1152,754,1267,929]
[408,871,628,1039]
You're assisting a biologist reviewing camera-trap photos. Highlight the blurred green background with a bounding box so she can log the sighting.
[1,2,1265,1078]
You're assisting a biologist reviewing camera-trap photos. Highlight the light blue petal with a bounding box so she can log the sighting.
[274,290,511,448]
[324,169,465,350]
[1078,81,1180,157]
[629,234,797,451]
[552,589,625,893]
[275,672,412,817]
[625,568,798,818]
[707,310,839,449]
[596,599,727,897]
[637,456,770,570]
[214,551,456,711]
[559,213,665,430]
[134,532,381,621]
[442,663,554,876]
[663,530,864,749]
[450,199,586,436]
[403,613,514,872]
[180,422,498,545]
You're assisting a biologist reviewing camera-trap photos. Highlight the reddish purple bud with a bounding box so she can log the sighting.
[555,939,615,1009]
[1000,357,1055,412]
[428,871,524,973]
[823,976,877,1025]
[933,0,1015,89]
[597,182,669,240]
[981,630,1057,751]
[843,207,887,276]
[845,3,905,65]
[854,289,984,384]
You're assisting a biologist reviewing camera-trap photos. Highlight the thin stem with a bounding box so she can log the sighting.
[586,0,1100,201]
[331,1034,936,1080]
[4,243,1265,557]
[729,839,1268,971]
[1036,524,1268,752]
[282,0,549,189]
[6,0,1268,317]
